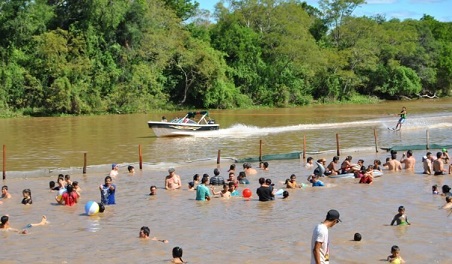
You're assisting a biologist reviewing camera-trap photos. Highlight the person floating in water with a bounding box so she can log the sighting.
[0,215,48,234]
[138,226,168,243]
[394,106,406,130]
[390,206,411,226]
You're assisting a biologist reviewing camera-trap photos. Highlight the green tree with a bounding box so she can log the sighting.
[319,0,365,46]
[162,0,200,21]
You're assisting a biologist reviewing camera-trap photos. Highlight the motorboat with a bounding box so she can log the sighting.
[147,111,219,137]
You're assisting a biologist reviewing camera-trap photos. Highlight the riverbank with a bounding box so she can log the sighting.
[0,94,387,118]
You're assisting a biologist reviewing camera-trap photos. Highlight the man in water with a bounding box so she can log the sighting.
[110,163,119,177]
[433,152,447,175]
[165,168,182,190]
[256,177,274,201]
[99,176,116,205]
[384,151,402,171]
[311,209,341,264]
[196,176,211,201]
[139,226,168,243]
[400,150,416,170]
[209,168,224,186]
[1,185,12,199]
[422,152,434,175]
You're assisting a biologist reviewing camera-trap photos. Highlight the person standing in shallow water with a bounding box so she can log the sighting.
[311,209,341,264]
[165,168,182,190]
[400,150,415,170]
[110,163,119,177]
[390,206,410,226]
[196,176,211,201]
[99,176,116,205]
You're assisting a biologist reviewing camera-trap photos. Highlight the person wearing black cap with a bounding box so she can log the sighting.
[311,209,341,264]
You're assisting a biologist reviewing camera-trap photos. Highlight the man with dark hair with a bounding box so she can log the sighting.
[311,209,341,264]
[99,176,116,205]
[196,176,211,201]
[433,152,447,175]
[210,168,224,186]
[400,150,416,170]
[256,177,274,202]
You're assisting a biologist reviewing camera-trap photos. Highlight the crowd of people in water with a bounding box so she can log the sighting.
[1,146,451,263]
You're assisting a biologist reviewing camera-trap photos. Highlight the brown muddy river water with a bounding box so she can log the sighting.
[0,99,451,263]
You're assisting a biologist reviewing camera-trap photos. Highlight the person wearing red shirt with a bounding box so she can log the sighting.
[62,184,79,206]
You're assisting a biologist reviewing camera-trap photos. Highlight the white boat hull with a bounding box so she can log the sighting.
[148,122,219,137]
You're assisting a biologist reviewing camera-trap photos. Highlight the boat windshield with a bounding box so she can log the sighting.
[167,111,213,125]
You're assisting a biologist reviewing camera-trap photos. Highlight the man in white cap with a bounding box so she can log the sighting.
[311,209,341,264]
[165,168,181,190]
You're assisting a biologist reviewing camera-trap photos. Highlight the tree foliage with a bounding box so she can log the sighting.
[0,0,451,115]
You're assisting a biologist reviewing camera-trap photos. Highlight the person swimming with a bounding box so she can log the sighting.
[172,246,184,263]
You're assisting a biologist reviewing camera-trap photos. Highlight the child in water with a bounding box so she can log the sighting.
[172,247,184,263]
[432,184,439,195]
[21,189,32,205]
[387,245,405,263]
[390,206,410,226]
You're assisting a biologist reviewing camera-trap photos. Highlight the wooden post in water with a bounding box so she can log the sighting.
[426,129,430,150]
[302,135,307,160]
[374,128,379,153]
[83,152,87,174]
[336,133,340,156]
[217,150,221,165]
[2,145,6,180]
[259,140,263,167]
[138,144,143,170]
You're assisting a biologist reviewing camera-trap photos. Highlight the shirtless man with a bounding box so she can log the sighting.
[244,163,257,175]
[110,163,119,177]
[385,152,402,171]
[340,156,356,174]
[1,186,12,199]
[433,152,447,175]
[422,152,433,175]
[139,226,168,243]
[165,168,182,190]
[326,156,340,176]
[400,150,416,170]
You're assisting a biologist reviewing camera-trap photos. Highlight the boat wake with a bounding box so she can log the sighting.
[190,114,452,138]
[192,120,381,138]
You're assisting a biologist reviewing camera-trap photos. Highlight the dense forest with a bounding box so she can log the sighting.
[0,0,451,115]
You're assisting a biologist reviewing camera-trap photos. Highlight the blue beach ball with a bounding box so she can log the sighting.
[85,201,100,216]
